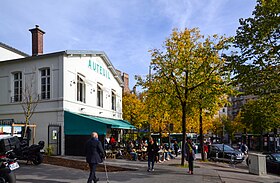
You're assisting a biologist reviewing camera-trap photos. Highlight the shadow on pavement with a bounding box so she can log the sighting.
[16,178,69,183]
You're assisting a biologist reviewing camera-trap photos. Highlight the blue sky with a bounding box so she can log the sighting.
[1,0,256,89]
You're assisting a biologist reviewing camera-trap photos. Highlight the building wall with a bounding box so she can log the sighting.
[0,55,64,151]
[63,54,123,118]
[0,51,123,155]
[0,56,63,114]
[228,94,258,120]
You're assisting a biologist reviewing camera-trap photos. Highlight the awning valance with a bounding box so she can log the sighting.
[89,116,136,130]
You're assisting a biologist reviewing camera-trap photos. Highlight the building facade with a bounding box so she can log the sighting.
[0,26,134,155]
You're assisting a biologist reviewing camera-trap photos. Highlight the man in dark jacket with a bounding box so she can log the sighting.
[85,132,105,183]
[147,137,159,172]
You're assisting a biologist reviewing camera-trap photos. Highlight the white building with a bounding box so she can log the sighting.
[0,26,134,155]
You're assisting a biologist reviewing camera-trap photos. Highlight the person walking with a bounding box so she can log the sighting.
[147,137,159,172]
[185,138,195,174]
[241,142,249,165]
[174,141,179,157]
[203,142,209,160]
[241,142,248,155]
[85,132,105,183]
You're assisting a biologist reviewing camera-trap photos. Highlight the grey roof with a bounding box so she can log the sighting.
[0,42,29,57]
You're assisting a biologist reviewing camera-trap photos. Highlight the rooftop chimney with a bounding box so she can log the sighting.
[122,72,130,94]
[29,25,45,56]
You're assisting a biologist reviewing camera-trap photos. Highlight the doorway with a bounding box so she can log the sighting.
[48,125,61,155]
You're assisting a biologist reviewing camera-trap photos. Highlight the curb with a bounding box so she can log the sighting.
[43,155,136,172]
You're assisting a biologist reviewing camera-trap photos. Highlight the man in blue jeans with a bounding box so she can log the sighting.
[85,132,105,183]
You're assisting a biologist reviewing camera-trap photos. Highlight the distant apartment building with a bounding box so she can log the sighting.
[227,92,258,120]
[116,70,130,94]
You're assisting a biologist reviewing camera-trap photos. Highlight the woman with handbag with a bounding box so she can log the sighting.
[185,138,195,174]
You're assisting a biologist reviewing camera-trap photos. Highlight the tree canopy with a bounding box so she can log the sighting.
[231,0,280,96]
[229,0,280,135]
[122,92,147,129]
[137,28,233,165]
[240,94,280,134]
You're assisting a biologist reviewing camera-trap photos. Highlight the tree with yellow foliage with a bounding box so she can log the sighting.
[138,28,233,165]
[122,92,147,132]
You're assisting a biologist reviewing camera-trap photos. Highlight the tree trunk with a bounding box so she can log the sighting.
[181,103,187,166]
[199,106,205,161]
[24,116,29,138]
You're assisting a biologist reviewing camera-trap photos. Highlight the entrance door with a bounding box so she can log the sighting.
[48,125,61,155]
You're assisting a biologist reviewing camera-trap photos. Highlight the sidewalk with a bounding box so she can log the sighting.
[59,154,280,183]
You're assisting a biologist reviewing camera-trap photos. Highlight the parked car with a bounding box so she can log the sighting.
[208,144,244,164]
[265,153,280,175]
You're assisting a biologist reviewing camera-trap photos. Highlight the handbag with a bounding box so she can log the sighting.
[192,149,196,160]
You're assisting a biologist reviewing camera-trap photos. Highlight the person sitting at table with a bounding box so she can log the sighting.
[165,143,175,160]
[109,136,117,149]
[159,144,166,161]
[139,142,148,160]
[127,141,138,161]
[155,142,161,163]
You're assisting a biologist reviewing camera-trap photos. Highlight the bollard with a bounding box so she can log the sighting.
[230,154,235,168]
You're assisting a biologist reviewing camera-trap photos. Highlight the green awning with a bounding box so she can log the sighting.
[115,119,136,130]
[88,116,136,130]
[64,111,109,135]
[64,111,136,135]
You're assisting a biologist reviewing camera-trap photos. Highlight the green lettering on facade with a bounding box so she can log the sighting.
[88,60,92,69]
[93,61,96,71]
[88,59,110,80]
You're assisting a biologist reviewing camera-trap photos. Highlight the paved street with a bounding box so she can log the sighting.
[14,155,280,183]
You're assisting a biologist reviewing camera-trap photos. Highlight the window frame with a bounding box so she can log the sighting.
[97,83,103,107]
[111,90,116,111]
[13,72,23,102]
[77,74,86,103]
[40,68,51,100]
